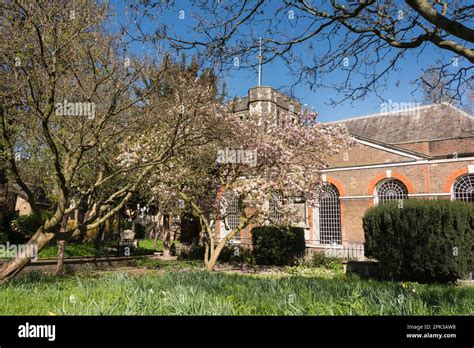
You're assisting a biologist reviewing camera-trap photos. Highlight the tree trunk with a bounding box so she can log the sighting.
[55,216,69,275]
[0,165,8,223]
[118,209,122,236]
[162,214,171,258]
[94,223,105,249]
[206,243,225,271]
[55,240,66,275]
[204,241,210,268]
[75,203,87,243]
[111,215,116,240]
[153,213,161,249]
[0,227,54,282]
[204,226,248,271]
[153,226,160,249]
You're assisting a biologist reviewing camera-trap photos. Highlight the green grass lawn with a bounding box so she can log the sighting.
[136,239,179,252]
[0,239,171,259]
[38,243,111,258]
[0,263,472,315]
[37,239,168,258]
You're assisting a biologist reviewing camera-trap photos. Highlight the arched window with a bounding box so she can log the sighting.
[268,192,283,223]
[221,192,240,240]
[375,179,408,205]
[316,184,341,245]
[453,174,474,203]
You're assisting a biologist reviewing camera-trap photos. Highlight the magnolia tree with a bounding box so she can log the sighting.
[149,108,353,271]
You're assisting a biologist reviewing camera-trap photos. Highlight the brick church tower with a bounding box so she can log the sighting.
[230,86,301,124]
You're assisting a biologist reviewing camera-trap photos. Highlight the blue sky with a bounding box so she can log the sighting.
[112,1,470,122]
[222,51,433,122]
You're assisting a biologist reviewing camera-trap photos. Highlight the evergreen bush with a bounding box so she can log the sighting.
[252,226,306,265]
[363,200,474,283]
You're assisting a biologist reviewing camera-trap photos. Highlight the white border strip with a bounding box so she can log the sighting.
[408,193,451,197]
[339,193,452,199]
[322,157,474,173]
[305,244,343,249]
[340,195,373,199]
[356,138,424,160]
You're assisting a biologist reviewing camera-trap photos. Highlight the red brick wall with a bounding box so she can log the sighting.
[396,137,474,157]
[325,160,474,244]
[328,142,413,167]
[213,136,474,251]
[395,141,430,155]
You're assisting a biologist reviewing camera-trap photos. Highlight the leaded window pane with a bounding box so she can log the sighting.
[222,192,240,239]
[318,184,341,245]
[376,179,408,205]
[269,192,283,222]
[453,174,474,203]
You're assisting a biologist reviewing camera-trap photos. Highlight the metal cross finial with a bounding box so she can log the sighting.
[257,37,263,86]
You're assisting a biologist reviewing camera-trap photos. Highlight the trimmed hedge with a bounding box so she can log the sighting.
[363,199,474,283]
[251,226,306,265]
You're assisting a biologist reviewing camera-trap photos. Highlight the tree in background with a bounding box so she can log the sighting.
[119,55,226,259]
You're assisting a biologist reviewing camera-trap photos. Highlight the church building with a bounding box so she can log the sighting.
[216,86,474,258]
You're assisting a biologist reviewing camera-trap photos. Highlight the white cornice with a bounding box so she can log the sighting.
[339,193,452,199]
[322,157,474,172]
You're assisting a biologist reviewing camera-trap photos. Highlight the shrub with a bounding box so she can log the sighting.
[0,230,7,244]
[3,211,51,244]
[310,252,343,272]
[218,244,254,265]
[0,210,17,244]
[177,243,240,264]
[134,223,146,239]
[170,243,176,256]
[15,214,44,239]
[232,247,255,266]
[251,226,306,265]
[177,244,205,261]
[363,200,474,283]
[122,219,133,230]
[217,244,235,263]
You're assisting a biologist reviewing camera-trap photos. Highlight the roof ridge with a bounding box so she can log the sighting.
[443,102,474,119]
[323,102,468,124]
